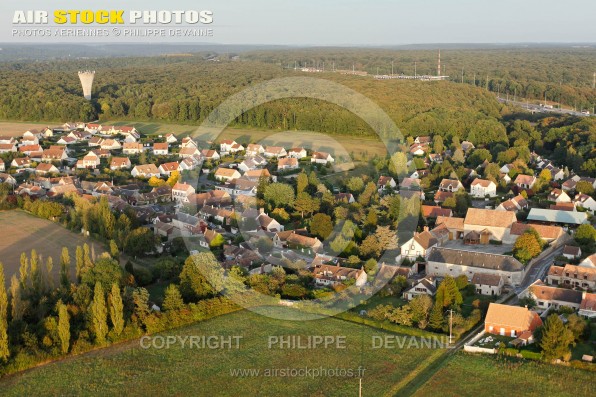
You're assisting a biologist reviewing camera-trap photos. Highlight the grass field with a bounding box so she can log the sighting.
[0,307,448,397]
[106,120,389,158]
[413,353,595,397]
[0,121,57,137]
[0,210,106,285]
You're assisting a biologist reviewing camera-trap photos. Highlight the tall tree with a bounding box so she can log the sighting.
[540,314,575,362]
[0,263,9,361]
[90,282,108,344]
[57,301,70,354]
[296,172,308,194]
[179,253,225,301]
[162,284,184,312]
[9,275,23,322]
[108,283,124,336]
[60,247,71,289]
[75,246,84,282]
[19,252,28,289]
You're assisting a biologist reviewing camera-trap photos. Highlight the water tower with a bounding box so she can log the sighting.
[78,70,95,100]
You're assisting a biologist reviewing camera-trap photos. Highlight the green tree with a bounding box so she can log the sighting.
[0,263,9,361]
[90,282,108,344]
[575,224,596,247]
[109,283,124,336]
[162,284,185,311]
[388,152,407,177]
[9,275,23,322]
[125,227,157,257]
[409,295,434,329]
[310,213,333,240]
[575,181,594,195]
[264,183,295,207]
[513,231,542,263]
[345,177,365,193]
[428,304,444,331]
[452,149,465,163]
[179,253,225,301]
[433,135,444,154]
[296,172,309,194]
[75,246,84,282]
[109,240,119,260]
[60,247,71,289]
[57,301,70,354]
[132,288,150,327]
[19,252,28,290]
[81,256,123,291]
[435,276,462,308]
[294,192,319,218]
[540,314,575,362]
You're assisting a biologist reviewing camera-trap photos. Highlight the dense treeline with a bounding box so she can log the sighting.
[245,47,596,110]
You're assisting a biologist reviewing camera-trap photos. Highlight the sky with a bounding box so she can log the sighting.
[1,0,595,45]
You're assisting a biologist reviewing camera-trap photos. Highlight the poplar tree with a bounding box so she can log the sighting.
[75,246,84,282]
[19,252,28,289]
[57,301,70,354]
[9,275,23,322]
[109,284,124,336]
[0,263,9,361]
[60,247,71,289]
[90,282,108,344]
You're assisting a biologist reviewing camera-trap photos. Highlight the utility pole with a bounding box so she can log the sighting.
[486,75,489,91]
[448,309,454,345]
[461,68,464,84]
[473,73,476,86]
[359,378,362,397]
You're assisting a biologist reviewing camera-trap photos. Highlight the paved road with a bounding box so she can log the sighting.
[515,245,565,295]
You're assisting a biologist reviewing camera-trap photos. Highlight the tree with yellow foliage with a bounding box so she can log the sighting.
[148,176,166,187]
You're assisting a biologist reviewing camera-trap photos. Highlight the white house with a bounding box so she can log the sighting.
[76,152,101,169]
[264,146,287,158]
[158,162,179,176]
[278,157,299,170]
[515,174,536,189]
[472,274,504,296]
[575,194,596,213]
[548,188,571,203]
[179,147,201,159]
[110,157,131,170]
[132,164,161,178]
[470,178,497,198]
[153,143,169,155]
[123,142,144,155]
[201,149,220,161]
[312,264,367,287]
[403,277,437,301]
[165,133,178,144]
[172,182,196,202]
[399,229,439,260]
[288,147,307,159]
[214,167,241,182]
[246,144,265,156]
[439,179,463,192]
[311,151,334,164]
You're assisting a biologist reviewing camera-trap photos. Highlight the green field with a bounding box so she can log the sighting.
[107,120,390,158]
[413,353,595,397]
[0,307,449,397]
[0,210,106,285]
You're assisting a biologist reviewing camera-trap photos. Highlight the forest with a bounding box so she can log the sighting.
[0,49,594,173]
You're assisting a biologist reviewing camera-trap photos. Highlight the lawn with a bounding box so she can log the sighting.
[0,210,107,285]
[0,307,448,397]
[106,120,390,158]
[413,353,595,397]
